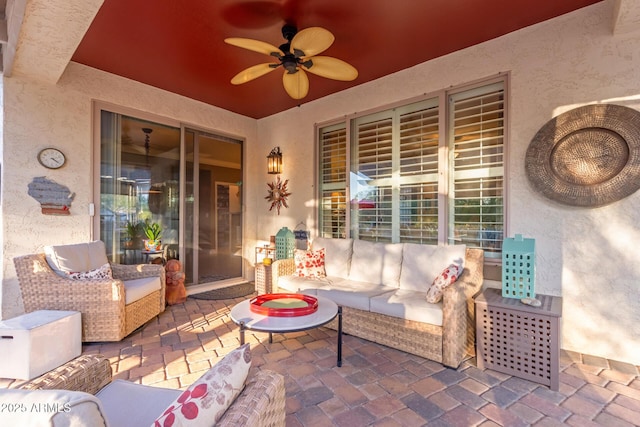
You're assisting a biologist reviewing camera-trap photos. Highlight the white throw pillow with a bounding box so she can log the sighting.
[66,263,113,281]
[153,343,252,426]
[426,264,461,303]
[293,248,326,278]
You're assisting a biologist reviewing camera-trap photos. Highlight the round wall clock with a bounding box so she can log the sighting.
[37,148,66,169]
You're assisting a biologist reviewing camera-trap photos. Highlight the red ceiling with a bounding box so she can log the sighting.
[72,0,602,119]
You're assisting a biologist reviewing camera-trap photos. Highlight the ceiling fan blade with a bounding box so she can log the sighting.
[290,27,334,57]
[231,63,277,85]
[224,37,282,57]
[302,56,358,81]
[282,69,309,99]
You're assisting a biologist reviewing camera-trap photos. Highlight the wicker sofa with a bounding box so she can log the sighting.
[13,241,166,342]
[272,238,484,368]
[2,351,286,426]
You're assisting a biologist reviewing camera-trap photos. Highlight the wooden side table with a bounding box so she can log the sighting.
[475,287,562,390]
[255,263,272,295]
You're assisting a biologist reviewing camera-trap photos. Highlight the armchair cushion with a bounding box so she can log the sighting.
[123,276,162,304]
[96,379,179,427]
[0,388,108,427]
[45,241,109,277]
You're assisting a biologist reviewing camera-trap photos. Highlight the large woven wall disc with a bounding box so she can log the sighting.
[525,104,640,207]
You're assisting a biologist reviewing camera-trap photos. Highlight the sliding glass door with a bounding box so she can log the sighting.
[98,109,243,287]
[99,111,180,264]
[183,128,243,285]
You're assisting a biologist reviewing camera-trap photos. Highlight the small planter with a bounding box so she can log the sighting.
[143,239,162,251]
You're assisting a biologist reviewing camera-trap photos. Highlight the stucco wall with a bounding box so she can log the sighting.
[2,1,639,365]
[252,2,640,364]
[1,63,259,318]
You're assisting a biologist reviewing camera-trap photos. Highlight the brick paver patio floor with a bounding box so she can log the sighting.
[5,295,640,426]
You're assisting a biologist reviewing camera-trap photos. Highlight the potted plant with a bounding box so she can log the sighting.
[124,220,143,249]
[143,219,162,251]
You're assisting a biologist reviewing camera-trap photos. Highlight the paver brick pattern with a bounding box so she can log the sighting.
[4,295,638,426]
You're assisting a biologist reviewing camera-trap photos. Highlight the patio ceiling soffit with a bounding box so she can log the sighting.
[612,0,640,35]
[8,0,103,82]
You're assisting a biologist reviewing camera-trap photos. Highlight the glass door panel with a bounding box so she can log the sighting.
[183,128,243,286]
[98,111,243,287]
[99,111,180,264]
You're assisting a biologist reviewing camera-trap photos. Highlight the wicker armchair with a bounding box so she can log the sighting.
[14,253,166,342]
[6,353,286,427]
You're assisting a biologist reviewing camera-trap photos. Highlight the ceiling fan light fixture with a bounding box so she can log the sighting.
[282,56,298,74]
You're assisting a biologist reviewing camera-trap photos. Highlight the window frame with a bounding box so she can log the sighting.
[315,74,509,261]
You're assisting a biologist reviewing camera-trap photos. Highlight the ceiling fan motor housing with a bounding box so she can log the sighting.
[225,24,357,99]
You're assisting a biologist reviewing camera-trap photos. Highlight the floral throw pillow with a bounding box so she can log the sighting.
[293,248,326,278]
[66,263,113,281]
[426,264,461,304]
[153,343,251,427]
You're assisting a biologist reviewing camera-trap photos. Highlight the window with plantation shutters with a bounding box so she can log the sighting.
[352,113,393,242]
[449,83,505,258]
[398,102,440,244]
[317,76,506,258]
[318,124,347,238]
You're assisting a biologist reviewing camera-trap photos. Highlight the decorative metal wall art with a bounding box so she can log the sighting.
[265,175,291,214]
[525,104,640,207]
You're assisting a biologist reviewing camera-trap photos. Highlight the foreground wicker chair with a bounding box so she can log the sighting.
[14,246,166,342]
[5,353,286,426]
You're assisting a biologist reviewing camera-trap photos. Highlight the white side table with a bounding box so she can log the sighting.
[0,310,82,380]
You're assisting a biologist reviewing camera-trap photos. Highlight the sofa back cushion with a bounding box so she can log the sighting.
[399,243,466,292]
[45,241,109,277]
[312,237,353,278]
[348,240,403,287]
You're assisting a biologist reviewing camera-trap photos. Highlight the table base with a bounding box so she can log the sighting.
[238,306,343,367]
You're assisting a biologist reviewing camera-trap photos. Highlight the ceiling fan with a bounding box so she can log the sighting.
[225,24,358,99]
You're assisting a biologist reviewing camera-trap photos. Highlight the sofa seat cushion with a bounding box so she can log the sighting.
[315,280,396,311]
[96,379,179,427]
[312,237,353,278]
[399,243,466,292]
[0,388,108,427]
[44,241,110,277]
[370,289,444,326]
[123,276,162,304]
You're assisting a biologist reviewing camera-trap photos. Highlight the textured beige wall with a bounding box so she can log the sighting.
[3,1,639,364]
[1,64,258,319]
[253,2,640,364]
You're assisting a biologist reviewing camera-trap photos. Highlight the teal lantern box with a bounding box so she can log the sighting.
[502,234,536,299]
[275,227,295,260]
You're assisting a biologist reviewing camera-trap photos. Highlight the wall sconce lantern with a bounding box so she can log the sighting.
[267,146,283,174]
